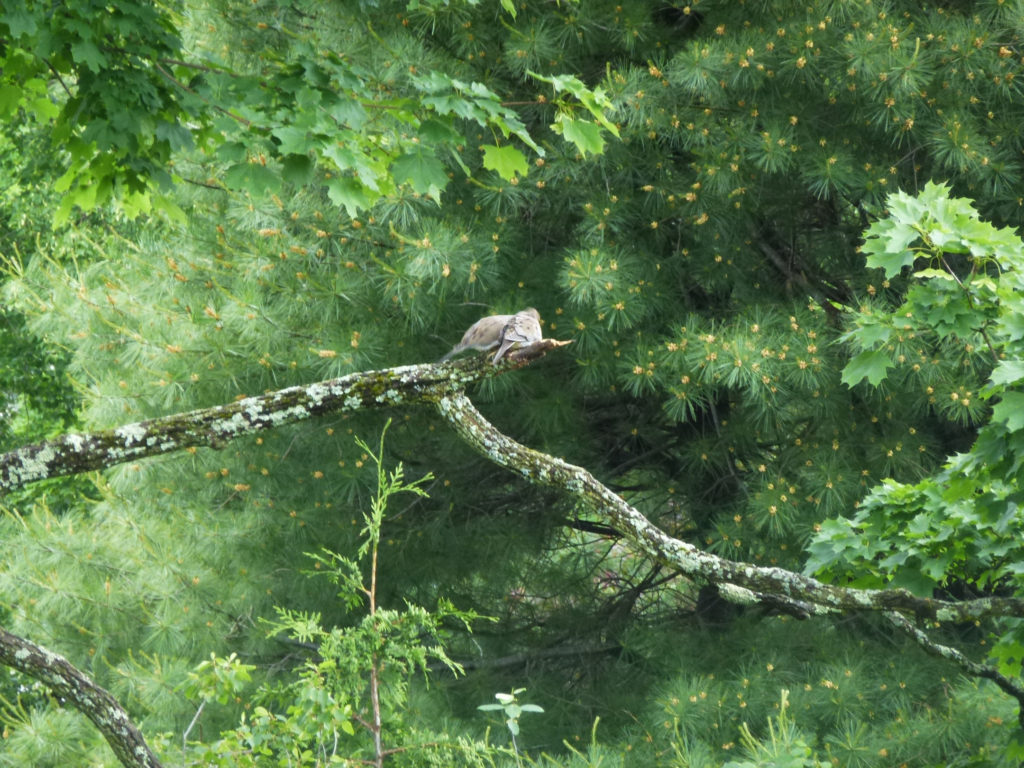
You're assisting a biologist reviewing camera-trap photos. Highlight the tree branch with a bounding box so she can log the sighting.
[0,343,564,494]
[885,611,1024,725]
[433,391,1024,625]
[0,626,162,768]
[2,344,1021,760]
[2,346,1018,628]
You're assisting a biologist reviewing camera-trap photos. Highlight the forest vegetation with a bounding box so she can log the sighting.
[3,1,1024,766]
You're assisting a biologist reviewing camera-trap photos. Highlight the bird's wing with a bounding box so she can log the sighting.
[492,313,543,364]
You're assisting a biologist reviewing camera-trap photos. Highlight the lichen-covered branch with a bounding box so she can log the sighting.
[4,347,1023,758]
[0,354,516,493]
[0,626,162,768]
[0,343,571,494]
[0,363,452,492]
[434,391,1024,625]
[885,611,1024,724]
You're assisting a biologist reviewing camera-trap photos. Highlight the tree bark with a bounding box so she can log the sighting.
[0,627,163,768]
[0,343,564,493]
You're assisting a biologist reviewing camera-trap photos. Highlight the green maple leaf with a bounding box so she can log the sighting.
[553,117,604,157]
[991,392,1024,432]
[481,144,528,181]
[390,149,448,201]
[841,349,893,387]
[326,176,377,216]
[224,162,280,196]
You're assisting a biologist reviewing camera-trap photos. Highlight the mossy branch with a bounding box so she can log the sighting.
[2,339,1022,768]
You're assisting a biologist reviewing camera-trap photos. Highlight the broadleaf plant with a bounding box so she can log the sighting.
[809,183,1024,696]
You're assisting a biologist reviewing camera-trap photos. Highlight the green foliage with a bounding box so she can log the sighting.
[644,617,1017,767]
[0,307,76,445]
[0,0,618,222]
[185,422,488,766]
[807,183,1024,755]
[4,0,1024,765]
[0,0,188,221]
[0,122,79,455]
[0,703,103,768]
[722,691,828,768]
[808,183,1024,595]
[182,652,255,707]
[478,687,545,760]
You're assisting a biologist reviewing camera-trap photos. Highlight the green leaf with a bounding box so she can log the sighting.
[991,392,1024,432]
[390,149,448,201]
[1,4,38,37]
[326,176,377,216]
[151,193,187,225]
[890,565,937,596]
[224,162,280,196]
[500,0,517,18]
[281,154,314,185]
[530,71,619,136]
[216,142,248,163]
[850,316,891,347]
[418,118,463,145]
[155,121,194,152]
[913,267,953,280]
[481,144,528,181]
[70,38,107,73]
[862,219,919,277]
[0,84,22,117]
[329,98,368,130]
[841,349,893,387]
[553,116,605,157]
[989,360,1024,388]
[27,94,59,120]
[321,141,389,192]
[272,124,310,155]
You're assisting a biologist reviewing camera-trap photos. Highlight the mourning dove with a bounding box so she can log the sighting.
[439,308,542,364]
[492,308,543,364]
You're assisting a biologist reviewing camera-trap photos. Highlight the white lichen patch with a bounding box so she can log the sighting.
[375,388,403,404]
[211,411,251,434]
[267,405,312,424]
[115,423,149,447]
[10,444,58,484]
[306,382,331,406]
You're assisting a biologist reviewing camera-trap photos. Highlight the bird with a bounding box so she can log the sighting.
[439,308,542,364]
[492,308,543,364]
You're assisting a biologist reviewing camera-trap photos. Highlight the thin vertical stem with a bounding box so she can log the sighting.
[369,527,383,768]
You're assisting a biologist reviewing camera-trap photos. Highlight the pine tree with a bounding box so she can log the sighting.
[2,0,1024,765]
